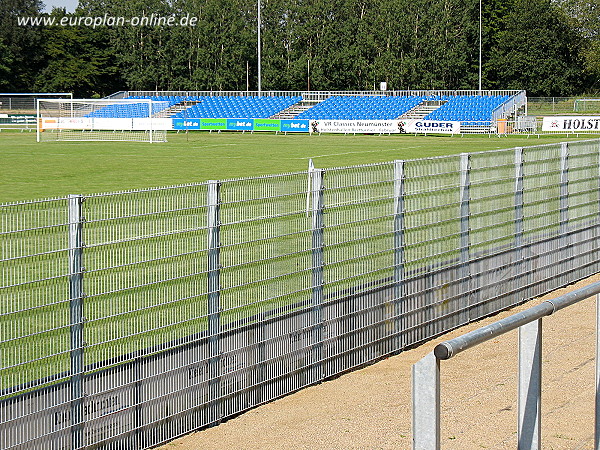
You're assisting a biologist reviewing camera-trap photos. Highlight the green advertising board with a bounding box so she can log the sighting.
[253,119,281,132]
[200,119,227,130]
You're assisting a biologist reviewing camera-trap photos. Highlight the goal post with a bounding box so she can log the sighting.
[573,98,600,113]
[36,98,170,143]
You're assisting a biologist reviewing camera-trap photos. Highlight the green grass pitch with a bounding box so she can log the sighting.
[0,131,591,203]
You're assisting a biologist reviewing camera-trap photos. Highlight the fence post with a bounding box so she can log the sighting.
[394,160,406,349]
[514,147,525,299]
[518,319,542,450]
[597,141,600,275]
[459,153,471,325]
[559,142,570,285]
[207,181,222,425]
[412,352,440,450]
[310,167,324,383]
[559,142,569,234]
[68,194,85,449]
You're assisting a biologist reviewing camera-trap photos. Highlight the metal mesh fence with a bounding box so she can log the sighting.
[1,139,600,448]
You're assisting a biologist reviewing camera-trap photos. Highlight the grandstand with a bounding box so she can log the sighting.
[423,94,511,126]
[95,90,526,133]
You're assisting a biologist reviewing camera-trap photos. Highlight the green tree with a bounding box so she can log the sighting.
[486,0,585,95]
[0,0,45,91]
[34,7,122,96]
[557,0,600,92]
[0,38,13,90]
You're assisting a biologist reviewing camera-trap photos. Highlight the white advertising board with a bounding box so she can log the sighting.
[542,116,600,132]
[311,120,399,134]
[311,119,460,134]
[399,119,461,134]
[41,117,173,131]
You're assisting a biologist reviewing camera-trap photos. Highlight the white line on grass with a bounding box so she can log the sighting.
[298,147,420,159]
[190,144,241,148]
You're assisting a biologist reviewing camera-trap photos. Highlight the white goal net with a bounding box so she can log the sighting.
[37,98,170,142]
[573,98,600,113]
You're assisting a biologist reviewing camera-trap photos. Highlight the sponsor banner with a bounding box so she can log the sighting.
[42,117,174,131]
[312,120,398,134]
[400,119,460,134]
[173,118,309,132]
[132,118,172,131]
[200,118,227,130]
[227,118,254,131]
[94,118,133,130]
[542,116,600,132]
[42,117,93,130]
[42,116,309,132]
[311,119,460,134]
[173,118,200,130]
[0,114,36,124]
[254,119,281,132]
[280,119,310,132]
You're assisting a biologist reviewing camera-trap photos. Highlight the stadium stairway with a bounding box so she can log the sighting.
[270,100,317,119]
[399,100,446,119]
[152,100,200,118]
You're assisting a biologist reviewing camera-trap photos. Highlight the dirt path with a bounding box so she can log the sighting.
[158,275,599,449]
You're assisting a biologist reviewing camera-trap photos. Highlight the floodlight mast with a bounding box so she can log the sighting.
[257,0,262,95]
[478,0,482,92]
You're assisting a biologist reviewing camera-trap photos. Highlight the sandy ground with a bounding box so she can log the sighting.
[158,274,600,450]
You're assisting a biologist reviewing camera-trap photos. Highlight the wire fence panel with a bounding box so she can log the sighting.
[84,185,211,368]
[0,198,73,448]
[403,156,463,344]
[320,163,397,376]
[566,141,600,284]
[468,149,519,319]
[1,139,600,449]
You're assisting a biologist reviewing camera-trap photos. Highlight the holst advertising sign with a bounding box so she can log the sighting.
[542,116,600,132]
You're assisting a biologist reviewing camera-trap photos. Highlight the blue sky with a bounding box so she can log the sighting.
[43,0,78,12]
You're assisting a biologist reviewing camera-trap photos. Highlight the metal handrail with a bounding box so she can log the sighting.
[412,279,600,450]
[434,280,600,360]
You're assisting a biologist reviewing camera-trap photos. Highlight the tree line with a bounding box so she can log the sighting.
[0,0,598,97]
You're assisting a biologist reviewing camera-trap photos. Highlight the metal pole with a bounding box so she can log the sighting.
[394,160,406,349]
[559,142,569,234]
[412,352,440,450]
[514,147,525,298]
[459,153,471,325]
[597,140,600,276]
[149,100,153,144]
[207,181,222,425]
[518,319,542,450]
[310,167,324,383]
[257,0,262,94]
[68,194,85,449]
[36,99,40,142]
[478,0,482,92]
[559,142,570,285]
[596,293,600,450]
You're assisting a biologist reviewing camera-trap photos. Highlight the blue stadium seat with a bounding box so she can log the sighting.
[296,95,425,120]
